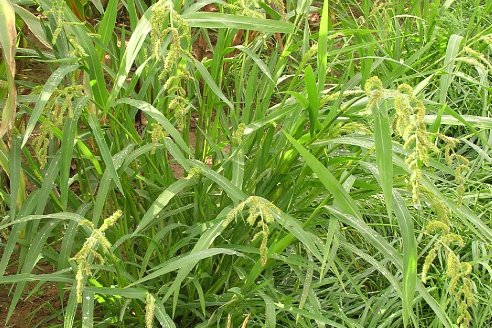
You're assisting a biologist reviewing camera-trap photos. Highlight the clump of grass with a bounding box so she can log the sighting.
[2,0,492,327]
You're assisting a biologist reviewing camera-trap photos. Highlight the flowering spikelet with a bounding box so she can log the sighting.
[151,1,171,59]
[150,123,166,154]
[441,233,464,248]
[150,2,193,131]
[457,277,474,328]
[364,76,384,109]
[32,85,83,168]
[422,204,474,328]
[425,220,450,235]
[225,0,264,18]
[225,196,280,267]
[456,57,486,71]
[393,87,412,140]
[454,154,470,207]
[299,44,319,68]
[185,167,201,180]
[480,34,492,48]
[233,123,246,146]
[463,46,492,72]
[425,192,451,225]
[170,95,190,130]
[421,245,437,284]
[363,77,438,203]
[67,34,88,58]
[336,122,371,136]
[163,67,192,93]
[448,255,475,328]
[320,88,366,109]
[437,133,459,166]
[151,1,190,77]
[365,76,384,94]
[391,83,438,203]
[270,0,286,18]
[72,211,122,303]
[100,210,122,232]
[436,134,470,206]
[162,28,182,74]
[145,292,156,328]
[33,120,52,169]
[43,0,86,44]
[447,251,460,292]
[47,0,65,43]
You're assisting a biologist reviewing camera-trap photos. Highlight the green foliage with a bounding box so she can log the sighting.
[1,0,492,327]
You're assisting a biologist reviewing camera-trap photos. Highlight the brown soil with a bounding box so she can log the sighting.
[0,283,62,327]
[0,263,63,327]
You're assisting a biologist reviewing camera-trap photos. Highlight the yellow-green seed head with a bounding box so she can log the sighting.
[422,246,438,284]
[447,252,460,292]
[425,220,450,235]
[145,293,156,328]
[397,84,413,95]
[364,76,383,95]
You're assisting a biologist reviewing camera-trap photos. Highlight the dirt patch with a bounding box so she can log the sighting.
[0,282,62,327]
[0,262,63,327]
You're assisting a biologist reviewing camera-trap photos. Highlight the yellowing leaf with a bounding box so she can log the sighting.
[0,0,17,138]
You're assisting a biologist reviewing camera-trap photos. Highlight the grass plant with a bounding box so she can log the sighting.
[1,0,492,327]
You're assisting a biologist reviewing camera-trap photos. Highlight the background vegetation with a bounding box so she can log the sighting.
[1,0,492,327]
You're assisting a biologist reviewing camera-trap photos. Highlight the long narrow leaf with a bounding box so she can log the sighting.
[0,0,17,138]
[283,131,361,218]
[132,178,198,235]
[116,98,191,155]
[60,96,87,209]
[87,111,124,194]
[372,98,393,219]
[128,249,242,286]
[182,12,294,33]
[393,191,417,327]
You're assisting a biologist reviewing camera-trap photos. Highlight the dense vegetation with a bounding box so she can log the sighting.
[1,0,492,327]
